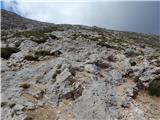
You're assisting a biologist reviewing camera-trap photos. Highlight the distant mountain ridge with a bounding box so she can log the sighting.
[1,9,52,30]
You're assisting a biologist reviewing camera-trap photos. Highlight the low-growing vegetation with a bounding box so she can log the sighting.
[13,26,59,37]
[35,50,51,57]
[1,26,61,44]
[72,26,160,52]
[12,28,50,43]
[1,30,15,41]
[19,83,31,89]
[1,47,20,59]
[30,36,47,44]
[148,79,160,97]
[24,55,39,61]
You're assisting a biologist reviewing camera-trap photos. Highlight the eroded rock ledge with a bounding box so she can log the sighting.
[1,10,160,120]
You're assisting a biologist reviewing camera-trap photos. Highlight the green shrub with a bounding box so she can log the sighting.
[24,55,39,61]
[19,83,30,89]
[12,26,59,40]
[1,47,20,59]
[1,36,8,41]
[35,50,51,57]
[72,34,80,40]
[30,37,47,44]
[97,41,114,48]
[1,30,9,37]
[148,79,160,97]
[1,30,14,41]
[12,26,62,43]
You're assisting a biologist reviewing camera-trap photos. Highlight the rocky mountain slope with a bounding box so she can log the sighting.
[1,9,160,120]
[1,9,52,30]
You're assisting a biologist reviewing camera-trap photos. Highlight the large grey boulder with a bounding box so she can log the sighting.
[137,67,160,88]
[71,78,121,120]
[19,40,38,51]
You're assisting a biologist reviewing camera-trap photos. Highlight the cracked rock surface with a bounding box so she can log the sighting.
[1,9,160,120]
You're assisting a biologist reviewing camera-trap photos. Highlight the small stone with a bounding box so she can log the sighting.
[152,67,160,75]
[126,85,139,98]
[49,33,58,39]
[125,48,140,57]
[14,104,25,111]
[107,54,116,62]
[108,70,123,84]
[56,68,72,82]
[50,49,62,56]
[37,101,44,107]
[24,102,35,110]
[22,115,33,120]
[9,102,16,108]
[95,60,110,68]
[129,59,136,66]
[121,102,130,108]
[33,90,45,100]
[84,64,99,74]
[121,98,130,108]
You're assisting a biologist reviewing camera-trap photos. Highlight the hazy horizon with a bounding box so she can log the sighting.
[1,0,160,35]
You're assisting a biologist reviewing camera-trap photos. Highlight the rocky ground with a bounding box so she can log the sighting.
[1,9,160,120]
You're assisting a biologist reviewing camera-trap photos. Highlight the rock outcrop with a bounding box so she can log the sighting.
[1,9,160,120]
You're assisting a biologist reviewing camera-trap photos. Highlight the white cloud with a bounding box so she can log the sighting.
[2,0,93,24]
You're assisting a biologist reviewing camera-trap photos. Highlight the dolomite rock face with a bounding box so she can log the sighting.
[1,9,160,120]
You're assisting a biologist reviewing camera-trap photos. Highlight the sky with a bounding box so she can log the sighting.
[1,0,160,35]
